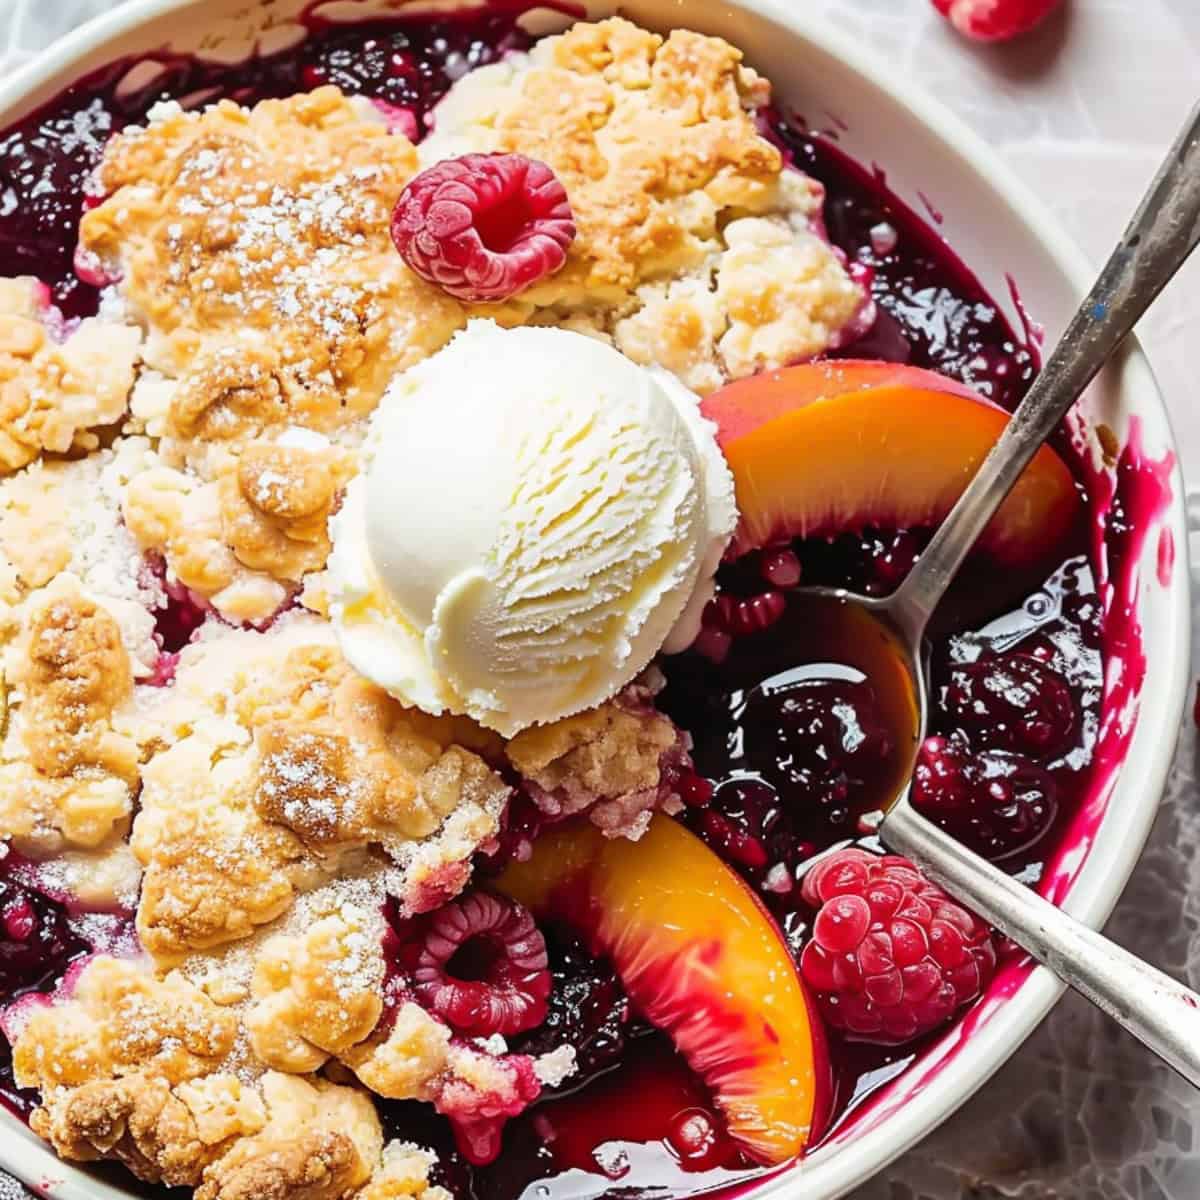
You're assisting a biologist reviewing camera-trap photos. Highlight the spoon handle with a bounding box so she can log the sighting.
[889,101,1200,636]
[882,800,1200,1087]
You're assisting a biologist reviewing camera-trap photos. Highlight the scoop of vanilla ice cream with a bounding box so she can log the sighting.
[327,321,736,736]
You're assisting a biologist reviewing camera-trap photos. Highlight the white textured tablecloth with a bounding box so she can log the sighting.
[1,2,1198,1197]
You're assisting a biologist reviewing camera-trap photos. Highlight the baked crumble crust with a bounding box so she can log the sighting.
[81,88,466,620]
[11,954,451,1198]
[30,1072,264,1189]
[245,906,387,1072]
[132,730,320,961]
[12,955,240,1094]
[0,441,162,671]
[0,575,140,855]
[192,1073,382,1200]
[127,620,511,961]
[506,676,689,838]
[338,1002,452,1100]
[18,578,137,781]
[0,277,141,474]
[80,88,463,423]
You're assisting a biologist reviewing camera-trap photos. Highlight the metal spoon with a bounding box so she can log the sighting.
[809,102,1200,1084]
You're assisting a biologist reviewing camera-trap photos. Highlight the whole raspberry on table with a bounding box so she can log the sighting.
[392,152,576,302]
[799,848,997,1044]
[931,0,1063,42]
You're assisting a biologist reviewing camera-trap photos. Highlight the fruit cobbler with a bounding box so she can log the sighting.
[0,7,1152,1200]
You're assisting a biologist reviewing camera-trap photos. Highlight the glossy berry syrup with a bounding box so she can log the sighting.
[0,7,1168,1200]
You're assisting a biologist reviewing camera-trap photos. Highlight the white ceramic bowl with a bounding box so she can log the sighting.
[0,2,1189,1198]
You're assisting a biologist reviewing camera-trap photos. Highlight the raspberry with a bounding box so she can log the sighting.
[391,153,576,302]
[676,772,714,809]
[703,590,788,637]
[701,809,770,870]
[931,0,1062,42]
[511,934,633,1088]
[912,734,1058,860]
[412,892,551,1037]
[728,591,787,636]
[865,531,921,594]
[666,1107,735,1172]
[799,849,996,1044]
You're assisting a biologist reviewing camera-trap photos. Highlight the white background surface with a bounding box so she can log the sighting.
[0,1,1198,1197]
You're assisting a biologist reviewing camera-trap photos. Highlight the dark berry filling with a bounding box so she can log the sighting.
[768,115,1039,414]
[154,579,209,655]
[666,587,921,872]
[0,877,89,1000]
[510,933,640,1092]
[913,735,1059,861]
[938,653,1077,757]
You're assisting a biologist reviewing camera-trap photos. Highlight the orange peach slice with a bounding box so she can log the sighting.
[493,815,827,1164]
[702,360,1079,563]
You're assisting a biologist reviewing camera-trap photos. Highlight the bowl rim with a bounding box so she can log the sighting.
[0,2,1190,1198]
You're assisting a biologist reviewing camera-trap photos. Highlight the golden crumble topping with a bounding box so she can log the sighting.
[30,1072,265,1189]
[220,438,357,581]
[12,956,239,1093]
[16,962,329,1191]
[245,906,386,1072]
[122,457,294,623]
[123,619,509,962]
[339,1002,452,1101]
[0,576,140,854]
[0,441,162,669]
[132,729,320,960]
[81,89,463,417]
[193,1074,382,1200]
[506,681,686,838]
[11,956,448,1198]
[0,277,141,474]
[80,89,465,619]
[18,578,136,779]
[242,640,510,868]
[164,341,336,447]
[359,1143,450,1200]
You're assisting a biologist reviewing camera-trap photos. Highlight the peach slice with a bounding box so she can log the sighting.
[493,815,827,1164]
[702,360,1079,563]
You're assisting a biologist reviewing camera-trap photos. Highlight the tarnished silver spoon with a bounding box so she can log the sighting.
[804,102,1200,1083]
